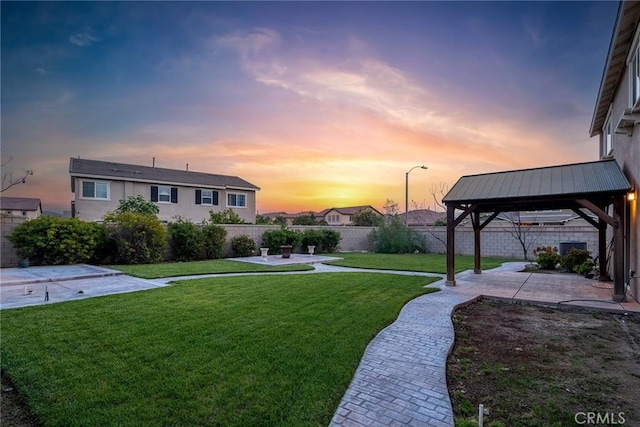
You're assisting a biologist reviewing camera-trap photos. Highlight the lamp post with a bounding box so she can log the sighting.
[405,165,428,226]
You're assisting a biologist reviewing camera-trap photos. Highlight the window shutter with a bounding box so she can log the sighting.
[151,186,159,202]
[171,187,178,204]
[213,191,219,206]
[195,189,202,205]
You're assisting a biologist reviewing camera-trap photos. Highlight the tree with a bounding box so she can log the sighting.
[113,195,159,216]
[255,214,273,225]
[209,208,246,224]
[503,212,542,261]
[382,199,400,218]
[353,208,382,226]
[1,156,34,193]
[292,213,317,225]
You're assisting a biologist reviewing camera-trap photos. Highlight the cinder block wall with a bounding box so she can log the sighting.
[1,216,28,268]
[419,226,600,260]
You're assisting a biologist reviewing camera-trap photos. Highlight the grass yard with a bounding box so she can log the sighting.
[1,273,439,427]
[110,259,314,279]
[326,252,514,273]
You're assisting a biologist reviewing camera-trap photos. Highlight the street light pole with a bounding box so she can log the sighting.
[405,165,428,226]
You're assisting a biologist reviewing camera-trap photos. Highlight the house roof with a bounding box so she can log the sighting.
[69,158,260,191]
[443,159,631,210]
[406,209,446,225]
[317,205,382,216]
[1,197,42,211]
[590,1,640,136]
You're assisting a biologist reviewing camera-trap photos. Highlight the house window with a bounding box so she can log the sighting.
[327,214,340,222]
[195,189,219,206]
[151,185,178,203]
[227,192,246,208]
[81,180,109,200]
[603,112,613,157]
[631,46,640,108]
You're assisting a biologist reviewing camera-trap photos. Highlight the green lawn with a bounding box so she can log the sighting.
[1,273,439,427]
[326,252,515,273]
[110,259,314,279]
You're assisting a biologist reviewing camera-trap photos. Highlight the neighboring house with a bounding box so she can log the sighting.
[590,0,640,301]
[0,197,42,218]
[69,158,260,223]
[406,209,446,226]
[489,209,598,227]
[316,205,382,226]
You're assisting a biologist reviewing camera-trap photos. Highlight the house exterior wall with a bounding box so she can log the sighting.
[598,33,640,302]
[72,177,257,223]
[323,210,354,226]
[0,209,40,219]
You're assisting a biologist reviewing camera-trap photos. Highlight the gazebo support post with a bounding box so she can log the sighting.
[613,195,626,302]
[598,218,608,282]
[446,204,456,286]
[473,210,481,274]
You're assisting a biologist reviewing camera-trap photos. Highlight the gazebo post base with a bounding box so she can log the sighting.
[613,293,626,303]
[473,269,482,274]
[446,280,456,286]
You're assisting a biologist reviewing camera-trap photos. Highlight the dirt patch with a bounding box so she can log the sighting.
[447,299,640,426]
[1,371,41,427]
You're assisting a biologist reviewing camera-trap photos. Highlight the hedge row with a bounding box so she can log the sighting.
[8,217,342,266]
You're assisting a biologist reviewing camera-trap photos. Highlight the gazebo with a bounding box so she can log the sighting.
[443,159,631,302]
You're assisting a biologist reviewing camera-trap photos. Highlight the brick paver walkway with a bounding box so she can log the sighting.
[329,289,476,427]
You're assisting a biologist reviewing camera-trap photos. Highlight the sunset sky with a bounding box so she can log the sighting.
[1,1,619,214]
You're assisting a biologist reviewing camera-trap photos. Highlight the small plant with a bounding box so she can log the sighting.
[577,259,595,276]
[230,235,256,257]
[533,246,561,270]
[560,248,592,273]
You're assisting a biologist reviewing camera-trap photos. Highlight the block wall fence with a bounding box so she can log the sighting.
[1,216,600,268]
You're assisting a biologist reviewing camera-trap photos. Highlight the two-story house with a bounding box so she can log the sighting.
[69,158,260,223]
[316,205,382,226]
[590,0,640,302]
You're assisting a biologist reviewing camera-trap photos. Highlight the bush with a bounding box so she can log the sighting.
[103,212,167,264]
[319,229,341,253]
[8,217,106,265]
[292,213,317,225]
[368,217,416,253]
[261,228,301,254]
[560,248,592,273]
[230,235,256,257]
[577,259,595,276]
[113,195,159,216]
[352,208,383,226]
[167,217,203,261]
[300,229,324,252]
[202,224,227,259]
[533,246,561,270]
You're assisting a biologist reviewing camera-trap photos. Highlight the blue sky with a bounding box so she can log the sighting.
[1,1,619,213]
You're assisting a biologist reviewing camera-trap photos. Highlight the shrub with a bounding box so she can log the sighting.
[103,212,167,264]
[577,259,595,276]
[368,217,416,253]
[231,235,256,257]
[8,217,106,265]
[533,246,561,270]
[261,228,301,254]
[202,224,227,259]
[319,229,341,253]
[300,229,324,252]
[167,217,203,261]
[560,248,592,273]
